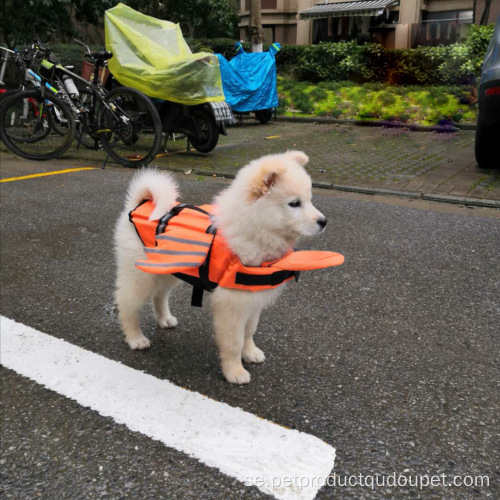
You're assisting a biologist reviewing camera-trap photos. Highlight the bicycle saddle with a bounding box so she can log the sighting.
[87,51,113,62]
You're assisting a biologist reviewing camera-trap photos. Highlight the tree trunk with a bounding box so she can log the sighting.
[249,0,263,52]
[480,0,492,25]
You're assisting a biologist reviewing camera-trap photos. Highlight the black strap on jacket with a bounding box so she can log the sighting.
[234,270,298,287]
[158,204,218,307]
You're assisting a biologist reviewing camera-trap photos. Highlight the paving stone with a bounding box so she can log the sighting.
[1,121,497,200]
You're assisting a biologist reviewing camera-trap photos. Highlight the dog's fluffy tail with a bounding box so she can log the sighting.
[125,168,179,220]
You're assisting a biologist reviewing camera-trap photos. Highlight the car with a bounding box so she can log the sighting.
[475,14,500,169]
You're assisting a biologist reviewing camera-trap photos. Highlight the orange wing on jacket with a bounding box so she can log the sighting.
[269,251,344,271]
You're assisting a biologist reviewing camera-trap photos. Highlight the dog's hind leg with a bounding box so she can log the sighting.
[242,311,265,364]
[152,275,180,329]
[115,272,156,350]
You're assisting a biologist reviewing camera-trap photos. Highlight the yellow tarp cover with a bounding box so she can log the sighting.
[105,3,225,105]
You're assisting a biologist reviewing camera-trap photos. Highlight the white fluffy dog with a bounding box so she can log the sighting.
[114,151,327,384]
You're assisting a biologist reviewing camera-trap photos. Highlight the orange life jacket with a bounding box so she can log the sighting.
[130,200,344,306]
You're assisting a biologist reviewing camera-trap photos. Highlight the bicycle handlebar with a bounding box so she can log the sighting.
[73,38,91,54]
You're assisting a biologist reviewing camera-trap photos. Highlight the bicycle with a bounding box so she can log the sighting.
[0,42,163,167]
[0,46,72,145]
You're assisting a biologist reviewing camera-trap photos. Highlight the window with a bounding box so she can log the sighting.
[414,10,473,46]
[245,0,277,9]
[422,10,473,23]
[262,25,275,44]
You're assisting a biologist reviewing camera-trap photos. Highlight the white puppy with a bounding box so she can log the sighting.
[114,151,327,384]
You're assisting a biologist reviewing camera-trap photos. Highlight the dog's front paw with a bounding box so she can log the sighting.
[242,346,266,364]
[222,364,251,384]
[126,335,151,350]
[157,315,178,329]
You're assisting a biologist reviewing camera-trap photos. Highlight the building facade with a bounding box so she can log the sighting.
[238,0,499,49]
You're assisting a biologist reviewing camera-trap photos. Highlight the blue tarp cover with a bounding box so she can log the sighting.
[216,43,280,113]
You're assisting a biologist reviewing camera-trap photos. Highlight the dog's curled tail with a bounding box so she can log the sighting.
[125,168,179,220]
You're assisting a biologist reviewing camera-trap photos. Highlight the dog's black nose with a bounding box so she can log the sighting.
[317,217,327,229]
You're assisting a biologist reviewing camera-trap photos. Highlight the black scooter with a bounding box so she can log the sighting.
[155,98,234,153]
[104,72,233,154]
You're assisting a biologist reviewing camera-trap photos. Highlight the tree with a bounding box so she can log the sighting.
[0,0,113,48]
[0,0,239,49]
[479,0,493,25]
[249,0,263,52]
[125,0,238,39]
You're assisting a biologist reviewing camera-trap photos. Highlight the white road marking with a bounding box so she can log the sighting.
[1,316,335,500]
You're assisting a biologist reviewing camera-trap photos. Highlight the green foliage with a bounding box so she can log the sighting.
[466,23,495,75]
[186,38,251,59]
[124,0,238,39]
[279,24,493,86]
[277,78,477,125]
[0,0,114,48]
[275,40,481,86]
[49,43,105,73]
[309,87,328,102]
[0,0,239,49]
[289,86,314,113]
[276,45,304,77]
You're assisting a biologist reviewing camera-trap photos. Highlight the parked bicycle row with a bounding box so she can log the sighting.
[0,41,164,167]
[0,5,281,167]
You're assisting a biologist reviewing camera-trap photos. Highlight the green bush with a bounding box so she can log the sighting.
[185,38,251,60]
[466,24,495,75]
[277,44,304,76]
[49,44,105,74]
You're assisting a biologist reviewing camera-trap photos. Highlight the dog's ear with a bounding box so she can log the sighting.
[286,150,309,166]
[249,160,286,200]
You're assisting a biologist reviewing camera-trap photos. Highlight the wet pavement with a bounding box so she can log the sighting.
[1,152,499,499]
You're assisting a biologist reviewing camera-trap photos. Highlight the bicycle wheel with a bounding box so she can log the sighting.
[0,90,50,143]
[0,89,75,160]
[98,87,162,168]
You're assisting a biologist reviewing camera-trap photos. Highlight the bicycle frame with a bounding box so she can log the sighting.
[38,59,131,136]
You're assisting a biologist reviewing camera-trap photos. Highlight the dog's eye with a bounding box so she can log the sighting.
[288,199,301,208]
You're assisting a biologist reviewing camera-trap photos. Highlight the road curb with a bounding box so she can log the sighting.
[163,167,499,208]
[316,183,499,208]
[420,193,500,208]
[273,115,477,132]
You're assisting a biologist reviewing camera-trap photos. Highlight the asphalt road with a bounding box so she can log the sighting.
[1,160,499,499]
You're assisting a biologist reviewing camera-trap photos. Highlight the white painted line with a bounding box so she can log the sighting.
[1,316,335,500]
